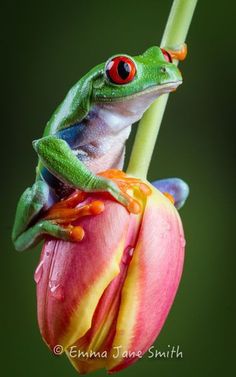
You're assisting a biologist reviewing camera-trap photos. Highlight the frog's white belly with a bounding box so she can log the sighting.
[75,91,160,173]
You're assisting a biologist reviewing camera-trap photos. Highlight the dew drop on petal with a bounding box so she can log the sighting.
[129,247,134,257]
[34,261,44,284]
[180,234,186,247]
[49,280,64,301]
[122,246,134,265]
[53,286,64,301]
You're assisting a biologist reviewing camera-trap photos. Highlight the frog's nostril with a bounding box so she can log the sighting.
[160,66,167,74]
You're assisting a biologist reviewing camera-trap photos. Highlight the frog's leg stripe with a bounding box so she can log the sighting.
[152,178,189,209]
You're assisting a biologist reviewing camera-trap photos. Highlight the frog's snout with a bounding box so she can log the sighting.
[158,63,183,86]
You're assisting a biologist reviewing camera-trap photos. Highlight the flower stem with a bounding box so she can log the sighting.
[127,0,198,179]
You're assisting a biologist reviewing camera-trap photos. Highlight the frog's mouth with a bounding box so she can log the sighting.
[96,80,182,103]
[89,80,183,136]
[130,80,183,98]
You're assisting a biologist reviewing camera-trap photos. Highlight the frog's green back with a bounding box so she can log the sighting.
[43,64,104,137]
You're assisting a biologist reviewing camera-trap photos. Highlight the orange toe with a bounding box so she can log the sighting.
[69,226,85,242]
[163,192,175,205]
[51,191,87,210]
[89,201,105,215]
[99,169,152,214]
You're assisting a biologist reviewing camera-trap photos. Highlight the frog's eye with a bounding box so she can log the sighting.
[105,56,136,85]
[161,49,172,63]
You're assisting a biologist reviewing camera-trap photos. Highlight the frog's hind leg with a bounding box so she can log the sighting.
[13,217,86,252]
[152,178,189,209]
[12,180,62,251]
[12,180,104,252]
[12,180,54,241]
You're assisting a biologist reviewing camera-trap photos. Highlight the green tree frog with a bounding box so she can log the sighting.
[12,46,187,251]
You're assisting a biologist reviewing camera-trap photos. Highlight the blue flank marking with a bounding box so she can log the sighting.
[40,121,86,189]
[55,121,86,148]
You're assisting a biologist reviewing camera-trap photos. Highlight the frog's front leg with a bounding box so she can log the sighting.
[33,135,138,211]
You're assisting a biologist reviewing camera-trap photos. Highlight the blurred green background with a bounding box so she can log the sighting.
[1,0,235,376]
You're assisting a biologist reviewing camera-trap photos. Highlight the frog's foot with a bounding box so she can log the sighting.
[166,43,187,61]
[163,192,175,205]
[98,169,151,214]
[62,225,85,242]
[152,178,189,209]
[49,190,88,210]
[43,199,105,242]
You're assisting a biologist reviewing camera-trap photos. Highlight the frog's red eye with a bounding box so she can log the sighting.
[105,56,136,84]
[161,49,172,63]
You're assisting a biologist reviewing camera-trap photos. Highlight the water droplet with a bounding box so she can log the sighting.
[180,235,186,247]
[49,280,64,301]
[122,247,134,265]
[129,248,134,257]
[34,261,44,284]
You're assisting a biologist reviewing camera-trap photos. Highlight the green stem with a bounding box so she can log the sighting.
[127,0,197,179]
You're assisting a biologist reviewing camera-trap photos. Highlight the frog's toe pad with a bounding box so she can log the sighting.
[152,178,189,209]
[69,225,85,242]
[99,169,151,214]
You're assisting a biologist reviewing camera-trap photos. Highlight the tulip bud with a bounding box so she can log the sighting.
[35,180,185,374]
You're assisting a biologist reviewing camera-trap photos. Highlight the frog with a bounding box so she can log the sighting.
[12,45,189,252]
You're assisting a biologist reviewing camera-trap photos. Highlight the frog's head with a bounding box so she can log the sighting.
[54,46,184,133]
[92,46,183,104]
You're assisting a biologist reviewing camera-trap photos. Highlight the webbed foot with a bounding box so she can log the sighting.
[98,169,151,214]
